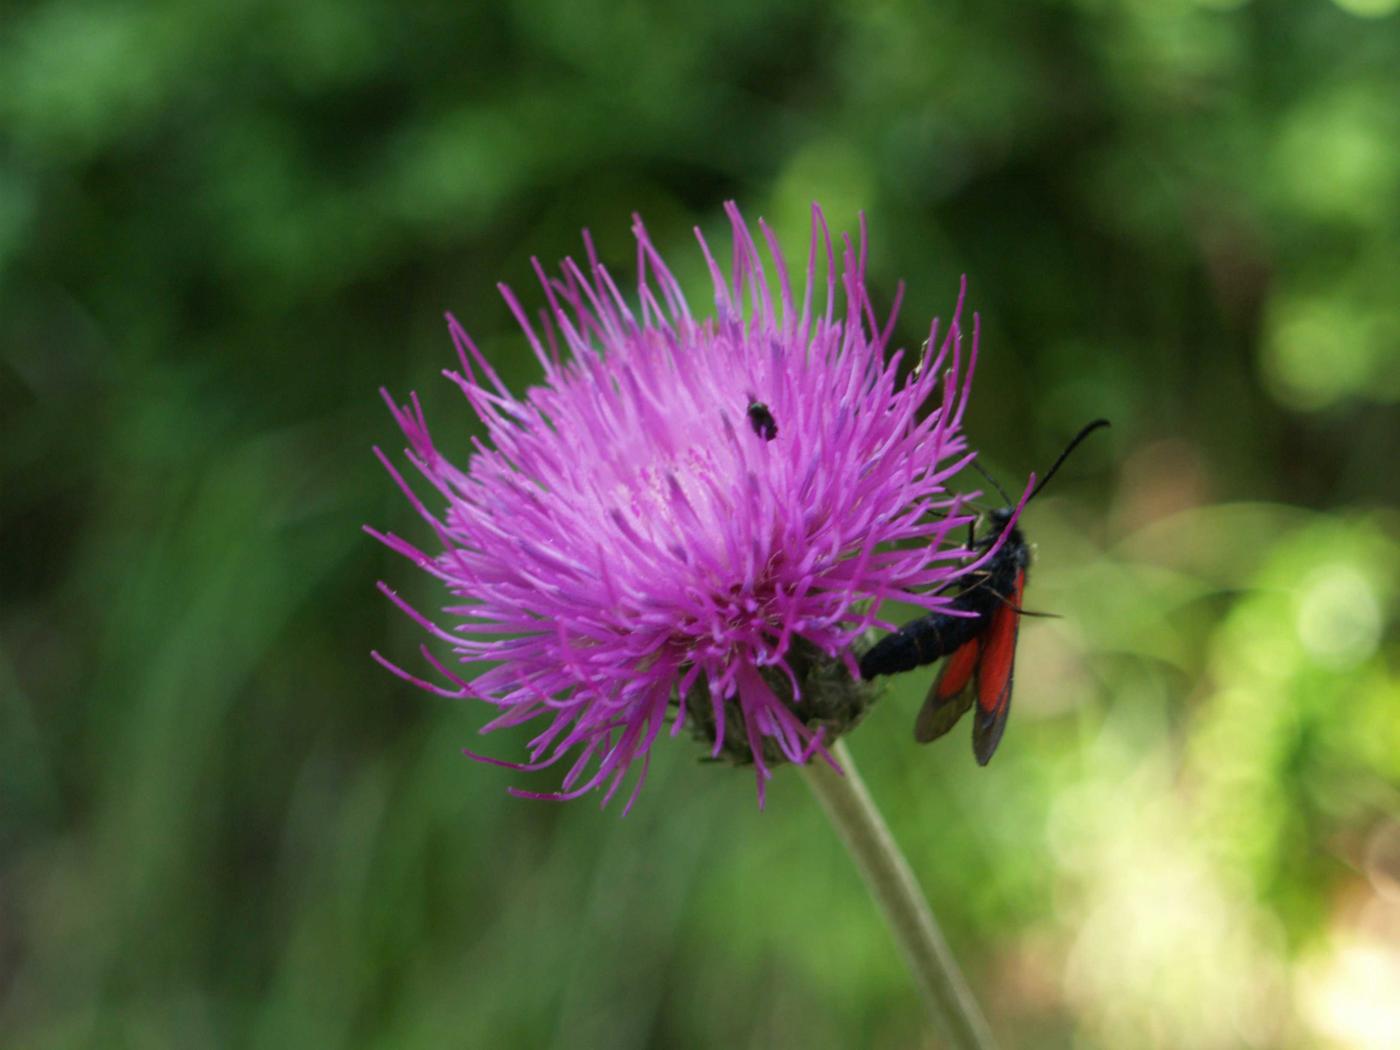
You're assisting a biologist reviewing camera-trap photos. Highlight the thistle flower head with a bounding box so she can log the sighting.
[372,203,986,809]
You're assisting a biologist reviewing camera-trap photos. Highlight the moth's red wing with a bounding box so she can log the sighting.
[972,571,1024,765]
[913,637,980,743]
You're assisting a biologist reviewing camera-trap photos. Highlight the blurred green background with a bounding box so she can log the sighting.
[3,1,1398,1047]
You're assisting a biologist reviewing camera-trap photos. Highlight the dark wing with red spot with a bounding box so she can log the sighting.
[913,636,980,743]
[971,570,1024,765]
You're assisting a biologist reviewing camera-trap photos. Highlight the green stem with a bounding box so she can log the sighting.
[801,739,998,1050]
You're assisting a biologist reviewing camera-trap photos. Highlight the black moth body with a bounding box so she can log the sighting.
[857,508,1026,682]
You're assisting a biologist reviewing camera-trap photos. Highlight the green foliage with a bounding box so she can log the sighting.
[2,1,1396,1047]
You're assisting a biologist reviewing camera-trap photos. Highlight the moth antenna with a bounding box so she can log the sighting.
[1028,419,1110,501]
[970,459,1014,505]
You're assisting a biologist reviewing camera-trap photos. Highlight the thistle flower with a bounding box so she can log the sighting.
[371,203,990,810]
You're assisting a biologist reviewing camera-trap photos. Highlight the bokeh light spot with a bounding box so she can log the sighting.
[1331,0,1400,16]
[1263,294,1378,411]
[1295,565,1382,669]
[1299,935,1400,1050]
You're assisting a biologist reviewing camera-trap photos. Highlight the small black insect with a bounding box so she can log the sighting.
[747,400,778,441]
[859,419,1110,765]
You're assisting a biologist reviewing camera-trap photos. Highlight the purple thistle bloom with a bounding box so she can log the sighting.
[371,202,999,810]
